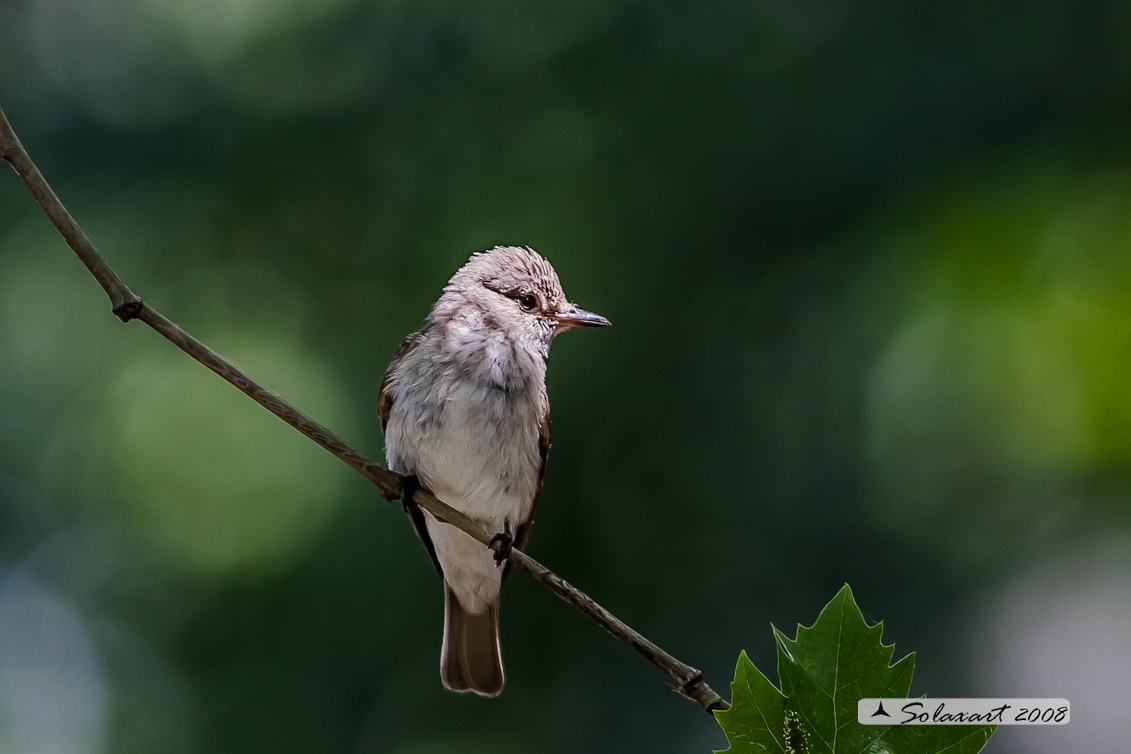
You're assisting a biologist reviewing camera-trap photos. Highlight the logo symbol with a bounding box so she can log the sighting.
[871,702,892,718]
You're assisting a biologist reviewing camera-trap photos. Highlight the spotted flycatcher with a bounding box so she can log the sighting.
[377,246,609,696]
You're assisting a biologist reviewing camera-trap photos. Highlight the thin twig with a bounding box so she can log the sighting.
[0,106,729,713]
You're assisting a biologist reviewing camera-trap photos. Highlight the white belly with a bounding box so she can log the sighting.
[386,376,543,613]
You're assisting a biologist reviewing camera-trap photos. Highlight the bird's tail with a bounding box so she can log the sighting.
[441,585,504,697]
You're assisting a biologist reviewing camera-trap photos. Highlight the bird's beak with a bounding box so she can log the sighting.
[553,304,611,329]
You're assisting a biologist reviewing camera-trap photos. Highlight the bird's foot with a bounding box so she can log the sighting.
[489,522,514,567]
[400,474,423,516]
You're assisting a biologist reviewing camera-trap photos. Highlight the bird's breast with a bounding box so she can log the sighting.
[385,374,544,526]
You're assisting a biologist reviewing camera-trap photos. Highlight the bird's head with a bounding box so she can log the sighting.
[431,246,610,361]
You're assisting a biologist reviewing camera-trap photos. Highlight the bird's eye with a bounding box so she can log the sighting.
[517,293,540,312]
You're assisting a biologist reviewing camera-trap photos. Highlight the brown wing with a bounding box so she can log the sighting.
[505,407,551,577]
[377,330,443,576]
[377,330,424,432]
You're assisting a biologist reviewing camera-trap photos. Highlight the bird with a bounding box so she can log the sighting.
[377,245,610,696]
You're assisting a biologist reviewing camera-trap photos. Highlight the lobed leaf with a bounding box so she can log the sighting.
[715,585,995,754]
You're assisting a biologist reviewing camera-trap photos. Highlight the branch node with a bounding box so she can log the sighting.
[679,671,731,713]
[112,296,144,322]
[677,669,704,695]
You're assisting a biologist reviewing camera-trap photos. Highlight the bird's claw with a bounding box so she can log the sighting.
[490,523,514,567]
[400,474,422,516]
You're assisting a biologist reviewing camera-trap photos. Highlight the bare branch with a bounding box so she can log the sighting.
[0,106,729,714]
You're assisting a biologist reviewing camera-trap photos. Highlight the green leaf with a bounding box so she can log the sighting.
[714,585,995,754]
[713,650,788,753]
[878,724,996,754]
[773,584,914,754]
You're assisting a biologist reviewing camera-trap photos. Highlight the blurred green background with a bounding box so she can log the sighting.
[2,1,1129,752]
